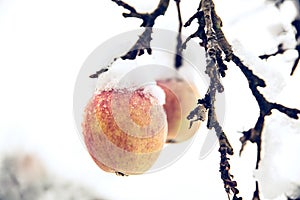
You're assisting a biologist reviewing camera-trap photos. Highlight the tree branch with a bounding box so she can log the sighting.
[232,53,300,149]
[90,0,171,78]
[111,0,170,60]
[232,52,300,199]
[187,0,300,199]
[232,32,300,200]
[187,1,240,199]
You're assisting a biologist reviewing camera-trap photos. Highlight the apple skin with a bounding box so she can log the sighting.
[157,78,201,143]
[82,88,167,175]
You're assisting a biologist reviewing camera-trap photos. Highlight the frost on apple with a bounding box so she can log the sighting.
[82,87,168,175]
[84,0,300,199]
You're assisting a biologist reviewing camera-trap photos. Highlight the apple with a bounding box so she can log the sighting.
[157,78,201,143]
[82,88,167,175]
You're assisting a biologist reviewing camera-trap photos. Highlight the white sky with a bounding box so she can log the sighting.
[0,0,299,200]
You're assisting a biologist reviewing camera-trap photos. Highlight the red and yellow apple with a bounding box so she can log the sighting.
[157,78,201,143]
[82,88,167,175]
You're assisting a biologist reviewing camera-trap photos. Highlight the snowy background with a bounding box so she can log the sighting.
[0,0,300,199]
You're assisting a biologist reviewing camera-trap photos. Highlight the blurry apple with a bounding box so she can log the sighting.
[82,88,167,175]
[157,78,201,143]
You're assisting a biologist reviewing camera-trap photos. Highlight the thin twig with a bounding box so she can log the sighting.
[259,43,287,60]
[174,0,183,68]
[291,44,300,75]
[291,19,300,75]
[183,11,207,49]
[121,27,153,60]
[89,68,109,78]
[253,181,260,200]
[270,1,300,75]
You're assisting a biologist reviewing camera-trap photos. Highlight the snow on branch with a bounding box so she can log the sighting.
[186,0,300,199]
[232,53,300,158]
